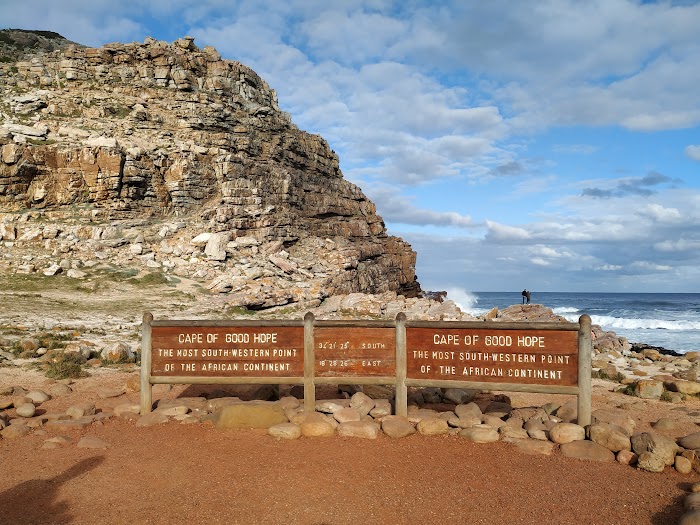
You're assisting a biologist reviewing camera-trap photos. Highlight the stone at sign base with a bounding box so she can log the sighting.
[637,451,666,473]
[559,440,615,462]
[679,510,700,525]
[337,421,379,439]
[268,422,302,440]
[510,438,555,456]
[381,416,416,438]
[215,402,287,430]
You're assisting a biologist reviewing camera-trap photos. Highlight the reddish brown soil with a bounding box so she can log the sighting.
[0,373,697,525]
[0,421,690,525]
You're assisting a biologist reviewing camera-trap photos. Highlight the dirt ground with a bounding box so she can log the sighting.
[1,368,697,525]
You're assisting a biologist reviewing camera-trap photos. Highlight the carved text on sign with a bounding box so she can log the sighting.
[406,327,578,386]
[151,326,304,377]
[314,326,395,377]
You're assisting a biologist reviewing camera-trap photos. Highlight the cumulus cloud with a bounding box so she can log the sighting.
[643,203,682,223]
[654,239,700,252]
[686,145,700,161]
[366,186,476,228]
[631,261,673,271]
[485,221,530,241]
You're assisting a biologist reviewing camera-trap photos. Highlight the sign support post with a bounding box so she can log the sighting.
[395,313,407,417]
[140,312,153,414]
[577,314,592,426]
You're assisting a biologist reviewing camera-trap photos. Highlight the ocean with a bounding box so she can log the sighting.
[446,290,700,354]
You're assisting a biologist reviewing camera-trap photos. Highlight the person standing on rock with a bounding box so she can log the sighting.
[522,289,531,304]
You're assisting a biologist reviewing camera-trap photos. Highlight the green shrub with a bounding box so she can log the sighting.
[45,353,87,379]
[591,369,625,382]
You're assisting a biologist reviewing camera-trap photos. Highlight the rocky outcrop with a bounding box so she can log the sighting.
[0,33,420,300]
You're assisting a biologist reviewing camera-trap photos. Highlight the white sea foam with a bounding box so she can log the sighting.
[553,306,579,314]
[560,313,700,331]
[445,288,480,313]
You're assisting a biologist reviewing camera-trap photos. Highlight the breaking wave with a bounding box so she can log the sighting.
[588,315,700,332]
[552,306,579,315]
[445,288,480,314]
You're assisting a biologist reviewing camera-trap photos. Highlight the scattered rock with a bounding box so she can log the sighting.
[679,510,700,525]
[679,432,700,450]
[300,417,335,438]
[268,422,302,440]
[417,417,449,436]
[25,390,50,404]
[677,455,694,475]
[1,423,30,439]
[381,416,416,438]
[631,432,679,466]
[215,402,287,429]
[96,387,126,399]
[637,451,666,473]
[135,412,170,427]
[510,439,555,456]
[634,379,663,399]
[616,450,638,466]
[15,402,36,418]
[459,426,500,443]
[588,423,631,452]
[77,436,109,449]
[548,422,585,444]
[560,441,615,462]
[66,403,96,419]
[337,421,380,439]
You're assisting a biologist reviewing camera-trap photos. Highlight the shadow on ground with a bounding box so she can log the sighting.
[0,456,104,525]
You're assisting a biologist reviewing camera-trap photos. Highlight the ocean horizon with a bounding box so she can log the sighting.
[445,290,700,354]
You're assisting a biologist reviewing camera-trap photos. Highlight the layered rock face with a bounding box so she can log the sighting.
[0,34,420,305]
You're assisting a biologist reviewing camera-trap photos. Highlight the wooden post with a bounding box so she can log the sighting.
[395,313,407,417]
[577,314,592,426]
[140,312,154,414]
[303,312,315,412]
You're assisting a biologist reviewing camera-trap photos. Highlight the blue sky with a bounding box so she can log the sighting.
[2,0,700,295]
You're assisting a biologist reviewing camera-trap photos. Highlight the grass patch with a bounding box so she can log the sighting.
[591,369,626,382]
[224,306,257,317]
[127,272,171,286]
[44,352,87,380]
[27,138,56,146]
[91,266,139,281]
[617,384,636,396]
[38,331,76,350]
[660,391,673,402]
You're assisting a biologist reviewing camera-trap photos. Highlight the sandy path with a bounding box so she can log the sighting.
[0,410,691,525]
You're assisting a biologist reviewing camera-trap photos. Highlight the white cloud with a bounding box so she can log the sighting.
[367,186,475,228]
[622,111,700,132]
[686,145,700,161]
[631,261,673,272]
[643,203,682,223]
[596,264,623,271]
[654,239,700,253]
[485,221,530,241]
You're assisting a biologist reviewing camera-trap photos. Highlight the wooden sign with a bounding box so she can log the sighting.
[314,326,395,377]
[406,327,578,386]
[150,325,304,377]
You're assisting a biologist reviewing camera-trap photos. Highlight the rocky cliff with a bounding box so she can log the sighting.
[0,32,421,310]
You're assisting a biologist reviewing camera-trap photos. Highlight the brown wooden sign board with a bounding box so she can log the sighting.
[151,325,305,377]
[406,327,578,387]
[141,312,593,425]
[314,326,396,378]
